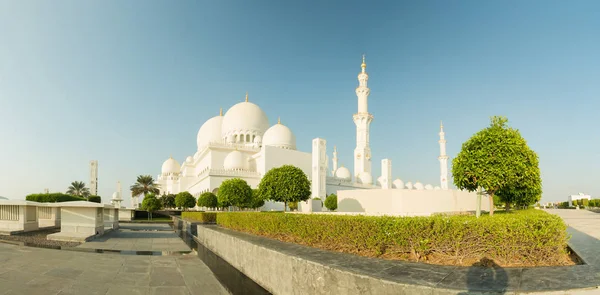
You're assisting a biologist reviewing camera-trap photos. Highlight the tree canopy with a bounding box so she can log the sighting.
[256,165,311,212]
[66,181,90,198]
[247,189,265,209]
[175,191,196,210]
[452,116,542,215]
[130,175,160,197]
[325,194,338,211]
[197,192,218,209]
[142,193,163,219]
[160,193,176,209]
[217,178,253,210]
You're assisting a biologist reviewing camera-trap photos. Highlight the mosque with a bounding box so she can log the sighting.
[149,57,450,210]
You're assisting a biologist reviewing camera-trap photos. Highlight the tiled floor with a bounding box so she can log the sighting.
[77,224,191,252]
[544,209,600,240]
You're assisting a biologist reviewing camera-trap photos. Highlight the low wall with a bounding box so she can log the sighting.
[172,216,203,236]
[337,189,491,216]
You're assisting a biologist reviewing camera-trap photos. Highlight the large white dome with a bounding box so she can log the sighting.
[414,181,424,190]
[197,115,223,151]
[393,178,404,189]
[357,172,373,185]
[223,150,247,170]
[334,166,351,180]
[161,157,181,175]
[262,122,296,150]
[221,101,269,142]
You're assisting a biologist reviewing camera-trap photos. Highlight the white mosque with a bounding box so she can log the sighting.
[149,57,452,211]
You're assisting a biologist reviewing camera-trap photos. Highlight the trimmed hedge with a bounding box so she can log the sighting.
[182,212,217,224]
[88,195,101,203]
[26,193,86,203]
[214,210,569,266]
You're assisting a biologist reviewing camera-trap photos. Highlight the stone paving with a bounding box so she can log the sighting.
[0,223,229,295]
[544,209,600,240]
[77,224,191,252]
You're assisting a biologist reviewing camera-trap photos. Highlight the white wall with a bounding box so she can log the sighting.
[261,145,312,178]
[337,189,490,216]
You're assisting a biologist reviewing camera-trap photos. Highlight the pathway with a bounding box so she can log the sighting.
[0,223,229,295]
[544,209,600,240]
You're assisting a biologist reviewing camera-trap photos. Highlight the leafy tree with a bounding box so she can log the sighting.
[256,165,311,212]
[288,201,298,211]
[160,193,176,209]
[66,181,90,199]
[141,193,163,220]
[243,189,265,210]
[197,192,218,209]
[218,178,252,210]
[452,116,541,216]
[130,175,160,198]
[175,191,196,211]
[325,194,337,211]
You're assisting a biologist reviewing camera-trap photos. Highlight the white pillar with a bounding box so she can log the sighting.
[331,146,338,176]
[353,55,373,178]
[306,138,327,213]
[381,159,392,189]
[439,122,449,190]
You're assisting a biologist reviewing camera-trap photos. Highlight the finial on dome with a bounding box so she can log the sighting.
[245,92,248,102]
[169,154,172,159]
[361,54,366,71]
[219,108,223,116]
[277,116,281,124]
[334,145,337,151]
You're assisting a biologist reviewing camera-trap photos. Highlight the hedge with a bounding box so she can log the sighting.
[181,212,217,224]
[88,195,101,203]
[26,193,86,203]
[214,210,569,266]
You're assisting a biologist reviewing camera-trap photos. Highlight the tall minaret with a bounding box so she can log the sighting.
[353,55,373,177]
[438,121,449,190]
[331,146,338,175]
[90,160,98,195]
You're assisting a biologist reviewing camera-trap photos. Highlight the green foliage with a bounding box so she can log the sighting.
[324,194,337,211]
[88,195,101,203]
[218,178,253,209]
[66,181,90,198]
[130,175,160,197]
[589,199,600,207]
[288,201,298,211]
[247,189,265,209]
[256,165,311,211]
[197,192,218,209]
[141,194,162,213]
[215,210,569,266]
[26,193,85,203]
[175,191,196,210]
[160,194,176,209]
[181,212,217,223]
[452,116,542,214]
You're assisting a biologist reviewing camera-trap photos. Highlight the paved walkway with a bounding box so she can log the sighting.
[0,223,229,295]
[544,209,600,240]
[77,224,191,252]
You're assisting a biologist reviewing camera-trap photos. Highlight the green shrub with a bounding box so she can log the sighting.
[324,194,337,211]
[197,192,218,209]
[26,193,85,203]
[288,201,298,211]
[175,191,196,210]
[215,209,569,266]
[88,195,101,203]
[218,178,252,209]
[182,212,217,223]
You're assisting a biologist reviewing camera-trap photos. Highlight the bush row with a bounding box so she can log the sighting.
[181,212,217,223]
[214,210,569,266]
[26,193,86,203]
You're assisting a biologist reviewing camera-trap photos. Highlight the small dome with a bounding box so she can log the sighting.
[112,192,121,200]
[414,181,424,190]
[405,182,413,190]
[376,176,383,186]
[186,156,193,164]
[334,166,351,180]
[197,115,223,151]
[393,179,404,189]
[434,186,441,190]
[262,123,296,150]
[221,101,269,140]
[161,157,181,175]
[224,150,247,170]
[425,184,434,190]
[357,172,373,185]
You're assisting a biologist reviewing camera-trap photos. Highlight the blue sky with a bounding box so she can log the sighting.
[1,1,598,205]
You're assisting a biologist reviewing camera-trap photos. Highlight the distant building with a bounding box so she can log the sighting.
[568,193,591,206]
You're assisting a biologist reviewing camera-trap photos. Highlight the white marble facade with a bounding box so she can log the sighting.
[155,57,450,210]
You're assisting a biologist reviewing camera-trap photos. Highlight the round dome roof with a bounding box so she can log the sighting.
[161,157,181,174]
[262,123,296,150]
[405,181,414,190]
[357,172,373,185]
[197,115,223,151]
[112,192,121,200]
[425,184,434,190]
[221,102,269,139]
[434,186,441,190]
[224,150,247,170]
[186,156,193,164]
[414,182,424,190]
[334,166,351,180]
[393,179,404,189]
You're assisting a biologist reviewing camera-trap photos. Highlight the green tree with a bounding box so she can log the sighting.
[66,181,90,199]
[88,195,102,203]
[130,175,160,198]
[160,194,176,209]
[256,165,311,212]
[452,116,541,216]
[245,189,265,210]
[197,192,218,209]
[288,201,298,211]
[141,193,163,220]
[325,194,337,211]
[218,178,252,210]
[175,191,196,211]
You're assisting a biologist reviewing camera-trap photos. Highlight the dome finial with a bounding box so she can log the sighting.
[219,108,223,116]
[169,154,172,159]
[361,54,366,72]
[245,92,248,102]
[277,116,281,124]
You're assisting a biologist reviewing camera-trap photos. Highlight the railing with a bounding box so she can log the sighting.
[0,205,19,221]
[38,207,53,219]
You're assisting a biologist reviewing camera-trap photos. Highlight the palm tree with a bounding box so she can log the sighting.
[130,175,160,198]
[66,181,90,198]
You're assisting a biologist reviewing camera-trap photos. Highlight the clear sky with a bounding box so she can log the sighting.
[1,1,598,206]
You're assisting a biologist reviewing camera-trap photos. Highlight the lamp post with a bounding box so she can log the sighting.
[476,187,483,218]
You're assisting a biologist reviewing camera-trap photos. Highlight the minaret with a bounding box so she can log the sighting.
[439,121,449,190]
[353,55,373,177]
[331,146,338,175]
[90,160,98,196]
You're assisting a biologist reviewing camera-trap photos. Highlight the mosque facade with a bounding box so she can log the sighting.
[152,57,449,209]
